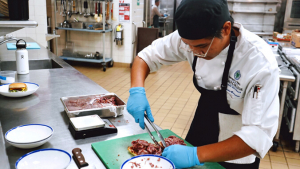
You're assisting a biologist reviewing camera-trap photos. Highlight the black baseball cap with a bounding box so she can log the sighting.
[175,0,231,40]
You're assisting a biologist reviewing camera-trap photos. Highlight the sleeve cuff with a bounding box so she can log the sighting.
[234,126,273,159]
[138,51,158,73]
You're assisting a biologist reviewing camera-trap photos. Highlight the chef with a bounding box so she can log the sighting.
[150,0,164,28]
[126,0,279,168]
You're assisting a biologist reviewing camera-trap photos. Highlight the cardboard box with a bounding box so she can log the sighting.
[273,32,291,42]
[291,30,300,48]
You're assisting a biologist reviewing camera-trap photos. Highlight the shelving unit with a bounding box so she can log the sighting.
[54,0,113,72]
[227,0,280,37]
[0,20,38,36]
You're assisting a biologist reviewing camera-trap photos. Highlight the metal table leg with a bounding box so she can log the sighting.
[273,81,289,151]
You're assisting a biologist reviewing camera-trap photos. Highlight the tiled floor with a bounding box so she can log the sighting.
[71,60,300,169]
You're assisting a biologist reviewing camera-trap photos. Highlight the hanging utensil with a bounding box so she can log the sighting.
[61,0,67,16]
[67,0,73,17]
[72,0,77,14]
[79,0,82,15]
[94,1,98,19]
[83,0,90,17]
[75,0,79,14]
[89,0,95,16]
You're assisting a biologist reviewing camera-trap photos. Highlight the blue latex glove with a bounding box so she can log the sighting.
[162,145,203,168]
[164,14,168,17]
[127,87,154,129]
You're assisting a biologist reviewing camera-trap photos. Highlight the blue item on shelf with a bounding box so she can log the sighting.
[6,42,40,50]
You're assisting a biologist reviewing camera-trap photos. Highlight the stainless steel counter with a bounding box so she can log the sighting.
[0,38,156,169]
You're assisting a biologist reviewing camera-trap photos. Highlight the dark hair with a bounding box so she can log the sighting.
[155,0,160,2]
[207,15,234,39]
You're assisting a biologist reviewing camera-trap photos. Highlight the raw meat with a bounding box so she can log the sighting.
[128,136,186,156]
[64,95,118,111]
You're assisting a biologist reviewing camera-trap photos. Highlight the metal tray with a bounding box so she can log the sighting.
[60,93,126,118]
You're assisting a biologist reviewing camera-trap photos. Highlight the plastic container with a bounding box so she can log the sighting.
[0,71,16,84]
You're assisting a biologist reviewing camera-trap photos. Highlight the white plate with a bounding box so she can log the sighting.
[121,155,175,169]
[5,124,53,144]
[16,148,71,169]
[6,135,52,149]
[0,82,39,97]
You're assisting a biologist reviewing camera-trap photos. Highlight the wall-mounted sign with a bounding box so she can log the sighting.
[119,3,130,22]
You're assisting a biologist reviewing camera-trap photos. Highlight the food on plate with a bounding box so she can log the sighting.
[64,95,118,111]
[9,83,27,92]
[128,136,186,156]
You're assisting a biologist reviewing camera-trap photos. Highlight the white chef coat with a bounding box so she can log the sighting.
[150,4,162,26]
[138,23,279,163]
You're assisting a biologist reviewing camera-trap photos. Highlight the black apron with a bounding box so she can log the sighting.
[185,30,260,169]
[153,15,159,28]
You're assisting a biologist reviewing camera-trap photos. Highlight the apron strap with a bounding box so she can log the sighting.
[192,56,198,72]
[221,29,237,90]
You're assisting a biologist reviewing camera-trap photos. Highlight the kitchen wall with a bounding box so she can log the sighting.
[9,0,48,48]
[51,0,143,65]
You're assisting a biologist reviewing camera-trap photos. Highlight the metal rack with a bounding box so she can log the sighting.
[54,0,113,72]
[227,0,280,37]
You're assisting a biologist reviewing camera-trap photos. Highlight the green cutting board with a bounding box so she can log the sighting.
[91,129,224,169]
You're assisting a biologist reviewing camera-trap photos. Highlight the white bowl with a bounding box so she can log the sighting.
[15,148,71,169]
[5,124,53,149]
[0,82,39,97]
[121,155,175,169]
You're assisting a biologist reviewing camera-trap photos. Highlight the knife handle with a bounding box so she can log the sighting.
[72,148,89,168]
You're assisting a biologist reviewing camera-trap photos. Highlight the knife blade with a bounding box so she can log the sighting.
[72,148,95,169]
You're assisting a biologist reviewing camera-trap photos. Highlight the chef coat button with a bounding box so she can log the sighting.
[214,86,221,90]
[222,62,225,65]
[197,76,202,80]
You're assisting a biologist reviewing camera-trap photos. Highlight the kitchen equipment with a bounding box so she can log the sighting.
[15,39,29,74]
[144,113,167,148]
[8,0,29,20]
[79,0,83,15]
[15,148,71,169]
[91,129,193,169]
[70,18,84,29]
[5,124,53,149]
[0,82,39,97]
[69,118,117,139]
[61,0,67,16]
[60,93,126,118]
[284,0,300,32]
[72,148,96,169]
[62,20,71,28]
[70,115,105,131]
[83,0,90,17]
[94,51,103,59]
[67,0,73,17]
[121,154,175,169]
[72,0,77,14]
[0,71,15,84]
[89,0,94,16]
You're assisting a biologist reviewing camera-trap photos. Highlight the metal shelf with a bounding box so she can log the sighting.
[0,20,38,36]
[55,27,113,33]
[60,56,112,63]
[54,1,113,72]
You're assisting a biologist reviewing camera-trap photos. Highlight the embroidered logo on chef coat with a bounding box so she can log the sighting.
[227,74,243,98]
[234,70,241,80]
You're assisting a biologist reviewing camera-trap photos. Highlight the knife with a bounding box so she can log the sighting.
[72,148,96,169]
